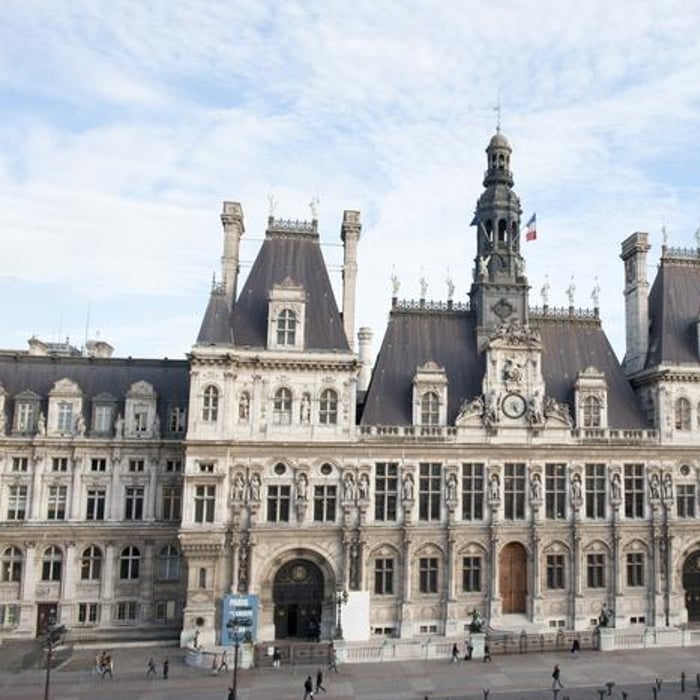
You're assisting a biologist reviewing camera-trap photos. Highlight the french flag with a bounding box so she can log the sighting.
[525,213,537,241]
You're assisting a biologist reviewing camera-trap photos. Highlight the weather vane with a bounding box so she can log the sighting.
[267,192,277,217]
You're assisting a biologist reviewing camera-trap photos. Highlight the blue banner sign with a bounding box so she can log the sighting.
[221,594,258,646]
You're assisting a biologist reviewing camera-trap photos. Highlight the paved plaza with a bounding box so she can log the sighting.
[2,642,700,700]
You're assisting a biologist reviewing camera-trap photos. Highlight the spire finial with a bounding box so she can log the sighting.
[540,274,550,306]
[591,277,601,308]
[446,268,455,300]
[662,223,668,246]
[390,266,400,297]
[494,92,502,133]
[566,276,576,306]
[309,195,320,220]
[419,269,428,299]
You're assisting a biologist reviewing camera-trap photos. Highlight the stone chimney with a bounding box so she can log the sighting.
[620,232,650,375]
[85,339,114,358]
[221,201,245,304]
[341,210,362,350]
[357,327,373,392]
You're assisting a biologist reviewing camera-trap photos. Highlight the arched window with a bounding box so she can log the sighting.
[421,391,440,425]
[80,546,102,580]
[276,309,297,346]
[273,388,292,425]
[1,546,23,583]
[238,392,250,423]
[583,395,601,428]
[675,397,691,431]
[119,545,141,580]
[498,219,507,243]
[158,545,181,581]
[41,546,62,582]
[198,567,207,589]
[202,385,219,422]
[319,389,338,425]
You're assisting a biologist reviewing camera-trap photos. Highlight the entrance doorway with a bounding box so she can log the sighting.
[273,559,324,640]
[499,542,527,614]
[36,602,58,637]
[683,551,700,622]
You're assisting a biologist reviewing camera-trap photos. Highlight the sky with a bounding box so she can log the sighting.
[1,1,700,361]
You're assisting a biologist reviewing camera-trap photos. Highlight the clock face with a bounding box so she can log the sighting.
[502,392,526,419]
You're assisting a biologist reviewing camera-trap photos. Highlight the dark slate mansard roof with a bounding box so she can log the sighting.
[0,355,190,430]
[361,305,647,429]
[646,252,700,368]
[197,222,349,352]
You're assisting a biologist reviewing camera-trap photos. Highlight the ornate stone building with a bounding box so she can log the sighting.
[2,131,700,647]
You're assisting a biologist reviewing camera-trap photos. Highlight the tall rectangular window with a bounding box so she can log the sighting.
[504,463,526,520]
[166,459,182,473]
[266,485,290,523]
[374,559,394,595]
[86,489,106,521]
[462,556,482,592]
[47,485,67,520]
[626,552,644,587]
[168,406,186,434]
[461,463,484,520]
[161,486,181,521]
[7,485,27,520]
[546,554,565,589]
[12,457,28,473]
[129,459,145,473]
[419,557,439,593]
[677,484,696,518]
[586,553,605,589]
[545,463,567,520]
[91,458,107,472]
[374,463,398,522]
[313,485,336,522]
[585,463,606,519]
[51,457,69,472]
[624,464,645,519]
[134,405,149,434]
[194,485,216,523]
[419,462,441,521]
[93,405,112,434]
[57,401,74,433]
[116,601,138,622]
[78,603,99,624]
[16,402,35,433]
[124,487,144,520]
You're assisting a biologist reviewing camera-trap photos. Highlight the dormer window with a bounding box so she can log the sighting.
[675,397,691,431]
[168,406,186,434]
[48,379,83,436]
[273,388,292,425]
[133,404,149,434]
[582,396,601,428]
[202,386,219,422]
[124,381,158,438]
[14,392,39,434]
[412,362,448,427]
[277,309,297,346]
[94,404,113,434]
[57,401,73,433]
[267,278,306,351]
[319,389,338,425]
[420,392,440,426]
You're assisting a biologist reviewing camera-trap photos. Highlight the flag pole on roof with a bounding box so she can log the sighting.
[525,213,537,242]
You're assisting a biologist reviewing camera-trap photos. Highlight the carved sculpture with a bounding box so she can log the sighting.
[649,473,660,500]
[358,474,370,501]
[402,473,415,501]
[663,473,673,500]
[296,473,308,501]
[530,473,542,501]
[446,474,457,501]
[343,473,356,502]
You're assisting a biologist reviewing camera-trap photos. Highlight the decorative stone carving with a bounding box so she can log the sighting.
[114,413,124,438]
[543,396,573,427]
[343,473,356,502]
[296,473,308,501]
[358,473,370,502]
[489,473,500,502]
[611,472,622,503]
[455,396,484,425]
[649,473,661,501]
[446,473,458,503]
[402,473,415,501]
[571,473,583,508]
[662,473,673,501]
[530,473,542,502]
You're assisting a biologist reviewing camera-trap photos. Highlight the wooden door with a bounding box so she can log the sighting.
[36,603,57,637]
[499,543,527,613]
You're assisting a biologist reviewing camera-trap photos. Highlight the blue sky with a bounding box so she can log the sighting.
[1,1,700,360]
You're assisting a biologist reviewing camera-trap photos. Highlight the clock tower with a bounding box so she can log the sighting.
[469,130,530,349]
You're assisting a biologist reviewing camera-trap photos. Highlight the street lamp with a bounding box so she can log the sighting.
[335,588,348,640]
[227,627,242,700]
[43,619,66,700]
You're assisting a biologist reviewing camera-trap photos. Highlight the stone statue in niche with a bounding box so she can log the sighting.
[527,392,544,426]
[530,473,542,502]
[343,473,356,502]
[37,411,46,435]
[249,473,261,502]
[446,474,457,501]
[484,389,499,429]
[611,472,622,502]
[300,393,311,424]
[358,474,370,501]
[76,414,86,436]
[296,473,308,501]
[571,473,583,505]
[233,473,246,502]
[489,474,500,501]
[663,473,673,500]
[649,473,660,500]
[402,473,415,501]
[114,413,124,438]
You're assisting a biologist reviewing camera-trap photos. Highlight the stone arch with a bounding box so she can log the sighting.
[499,541,528,614]
[681,546,700,622]
[259,546,337,641]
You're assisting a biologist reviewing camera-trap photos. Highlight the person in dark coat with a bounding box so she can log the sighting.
[303,674,315,699]
[162,658,169,680]
[315,668,326,693]
[552,663,563,688]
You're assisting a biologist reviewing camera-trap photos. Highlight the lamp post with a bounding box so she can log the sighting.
[228,627,241,700]
[43,620,65,700]
[335,588,348,640]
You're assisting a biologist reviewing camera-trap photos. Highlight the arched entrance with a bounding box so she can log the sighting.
[683,551,700,622]
[273,559,324,640]
[500,542,527,614]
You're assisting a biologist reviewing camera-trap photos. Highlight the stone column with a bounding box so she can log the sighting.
[146,458,158,520]
[100,543,116,624]
[69,454,82,520]
[63,543,77,601]
[22,544,37,602]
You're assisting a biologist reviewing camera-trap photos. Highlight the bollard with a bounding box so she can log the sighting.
[598,691,606,700]
[683,671,687,693]
[622,693,628,700]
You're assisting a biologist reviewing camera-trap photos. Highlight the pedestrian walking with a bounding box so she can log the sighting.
[552,663,563,689]
[327,642,338,672]
[465,640,474,661]
[315,669,327,693]
[162,658,169,680]
[93,653,102,676]
[451,643,460,663]
[303,674,315,699]
[228,687,235,700]
[570,638,580,658]
[218,653,229,672]
[146,656,157,678]
[101,653,114,679]
[272,646,282,668]
[482,644,492,662]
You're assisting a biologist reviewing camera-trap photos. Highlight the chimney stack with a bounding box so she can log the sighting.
[341,210,362,349]
[620,232,650,375]
[357,327,373,392]
[221,201,245,305]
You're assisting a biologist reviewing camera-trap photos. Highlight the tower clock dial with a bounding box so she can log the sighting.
[502,392,527,419]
